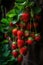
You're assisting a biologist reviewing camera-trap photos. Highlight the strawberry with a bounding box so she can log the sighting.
[30,32,35,38]
[16,23,20,27]
[24,30,30,37]
[10,22,14,27]
[17,39,24,48]
[17,55,23,63]
[20,47,27,55]
[17,30,24,38]
[20,13,30,22]
[35,15,41,20]
[12,28,18,36]
[33,22,39,28]
[27,23,33,30]
[35,33,41,41]
[26,37,34,45]
[19,22,25,28]
[12,50,18,58]
[11,42,17,49]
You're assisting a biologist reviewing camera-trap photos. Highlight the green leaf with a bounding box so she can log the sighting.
[27,1,34,7]
[3,51,10,57]
[2,62,8,65]
[6,9,17,18]
[34,7,41,14]
[15,1,26,10]
[2,40,9,44]
[1,18,9,24]
[16,0,26,3]
[10,56,17,61]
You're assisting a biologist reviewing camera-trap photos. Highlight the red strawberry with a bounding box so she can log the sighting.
[35,33,41,41]
[10,22,14,27]
[17,30,24,38]
[11,42,17,49]
[33,22,39,28]
[26,37,34,45]
[17,55,23,63]
[17,39,24,48]
[20,47,27,55]
[12,28,18,36]
[25,30,30,37]
[19,22,25,28]
[30,32,35,38]
[27,23,33,30]
[35,15,41,20]
[16,23,20,27]
[20,13,30,22]
[12,50,18,58]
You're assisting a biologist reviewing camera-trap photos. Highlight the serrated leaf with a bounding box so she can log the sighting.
[1,18,10,26]
[34,7,41,14]
[6,9,17,18]
[3,51,10,57]
[10,56,17,61]
[27,1,34,7]
[3,40,9,44]
[15,1,26,10]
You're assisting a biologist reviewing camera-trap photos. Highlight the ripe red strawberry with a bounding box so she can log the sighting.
[17,39,24,48]
[20,13,30,22]
[35,33,41,41]
[33,22,39,28]
[16,23,20,27]
[30,32,35,38]
[11,42,17,49]
[12,50,18,58]
[24,30,30,37]
[19,22,25,28]
[35,15,41,20]
[17,30,24,37]
[12,28,18,36]
[10,22,14,27]
[17,55,23,63]
[20,47,27,55]
[26,37,34,45]
[27,23,33,30]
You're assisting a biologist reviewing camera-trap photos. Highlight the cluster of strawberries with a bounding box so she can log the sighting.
[11,12,41,63]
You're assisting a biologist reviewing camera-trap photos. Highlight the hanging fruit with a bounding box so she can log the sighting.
[20,13,30,22]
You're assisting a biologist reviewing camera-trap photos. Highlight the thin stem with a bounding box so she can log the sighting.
[33,19,37,33]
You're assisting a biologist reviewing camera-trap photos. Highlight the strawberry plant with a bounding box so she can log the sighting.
[1,0,42,64]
